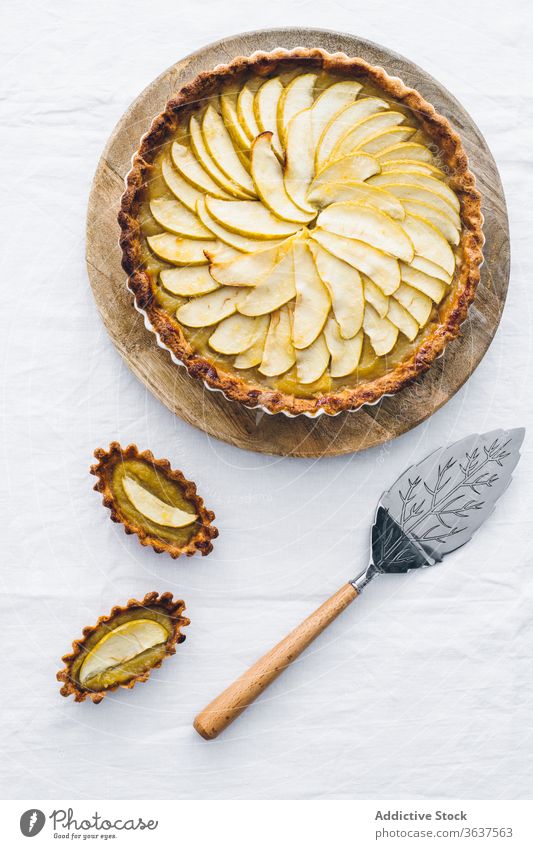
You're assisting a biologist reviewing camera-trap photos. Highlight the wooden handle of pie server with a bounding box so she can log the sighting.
[193,582,358,740]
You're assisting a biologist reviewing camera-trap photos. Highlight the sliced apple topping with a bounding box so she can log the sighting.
[316,98,389,169]
[239,249,296,316]
[311,242,364,338]
[160,266,219,297]
[205,197,300,239]
[251,132,315,223]
[254,77,284,157]
[209,313,267,355]
[123,476,197,528]
[324,318,363,377]
[363,303,399,356]
[259,306,295,376]
[78,619,170,687]
[311,229,400,295]
[202,105,256,196]
[278,73,317,148]
[142,70,463,385]
[307,180,404,220]
[296,333,330,384]
[189,114,251,199]
[150,198,213,239]
[176,286,243,327]
[147,233,217,266]
[317,202,414,262]
[329,109,406,162]
[292,240,331,349]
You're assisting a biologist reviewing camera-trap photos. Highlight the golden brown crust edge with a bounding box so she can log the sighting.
[57,592,189,703]
[91,442,218,557]
[118,48,484,416]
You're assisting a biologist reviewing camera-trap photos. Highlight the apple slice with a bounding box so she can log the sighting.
[317,202,414,262]
[234,316,270,368]
[362,275,389,318]
[369,170,459,213]
[220,89,252,151]
[330,110,405,162]
[176,286,243,327]
[311,229,400,295]
[147,233,217,265]
[160,266,219,296]
[189,114,251,199]
[202,105,256,197]
[196,197,284,252]
[149,198,213,239]
[310,81,362,148]
[251,132,315,223]
[259,306,295,376]
[316,97,389,169]
[377,142,434,164]
[311,243,364,338]
[171,142,233,199]
[239,249,296,316]
[309,153,380,194]
[402,213,455,275]
[324,317,363,377]
[363,303,398,356]
[292,240,330,348]
[386,297,419,341]
[410,255,452,283]
[209,313,265,355]
[401,200,460,245]
[393,282,433,326]
[123,476,197,527]
[237,81,262,141]
[207,240,282,286]
[380,160,445,177]
[295,334,330,384]
[358,126,416,155]
[307,180,404,220]
[277,73,317,149]
[254,77,284,158]
[400,263,446,302]
[205,196,300,239]
[161,156,204,212]
[284,108,317,213]
[374,181,460,227]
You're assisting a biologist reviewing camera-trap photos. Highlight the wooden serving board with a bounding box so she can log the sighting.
[86,27,509,458]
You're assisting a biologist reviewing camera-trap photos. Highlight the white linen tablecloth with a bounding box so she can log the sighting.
[1,0,532,800]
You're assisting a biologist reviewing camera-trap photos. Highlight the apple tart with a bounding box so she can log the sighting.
[91,443,218,558]
[119,49,483,416]
[57,592,189,702]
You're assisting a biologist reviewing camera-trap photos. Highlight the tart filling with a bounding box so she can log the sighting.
[57,592,189,703]
[120,50,483,415]
[91,443,217,558]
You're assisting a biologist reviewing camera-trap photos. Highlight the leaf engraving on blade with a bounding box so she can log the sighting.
[371,507,437,574]
[380,428,525,557]
[292,241,330,349]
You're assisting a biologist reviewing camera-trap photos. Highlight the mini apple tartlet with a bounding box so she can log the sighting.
[57,592,189,703]
[91,443,217,558]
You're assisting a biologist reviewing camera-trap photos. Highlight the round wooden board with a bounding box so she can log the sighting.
[86,27,509,458]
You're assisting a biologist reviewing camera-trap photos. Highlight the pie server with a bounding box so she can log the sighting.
[193,427,524,739]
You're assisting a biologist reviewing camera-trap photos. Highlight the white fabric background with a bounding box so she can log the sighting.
[1,0,532,801]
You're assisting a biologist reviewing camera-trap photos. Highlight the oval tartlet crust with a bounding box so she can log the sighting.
[57,592,189,703]
[119,48,484,416]
[91,442,218,557]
